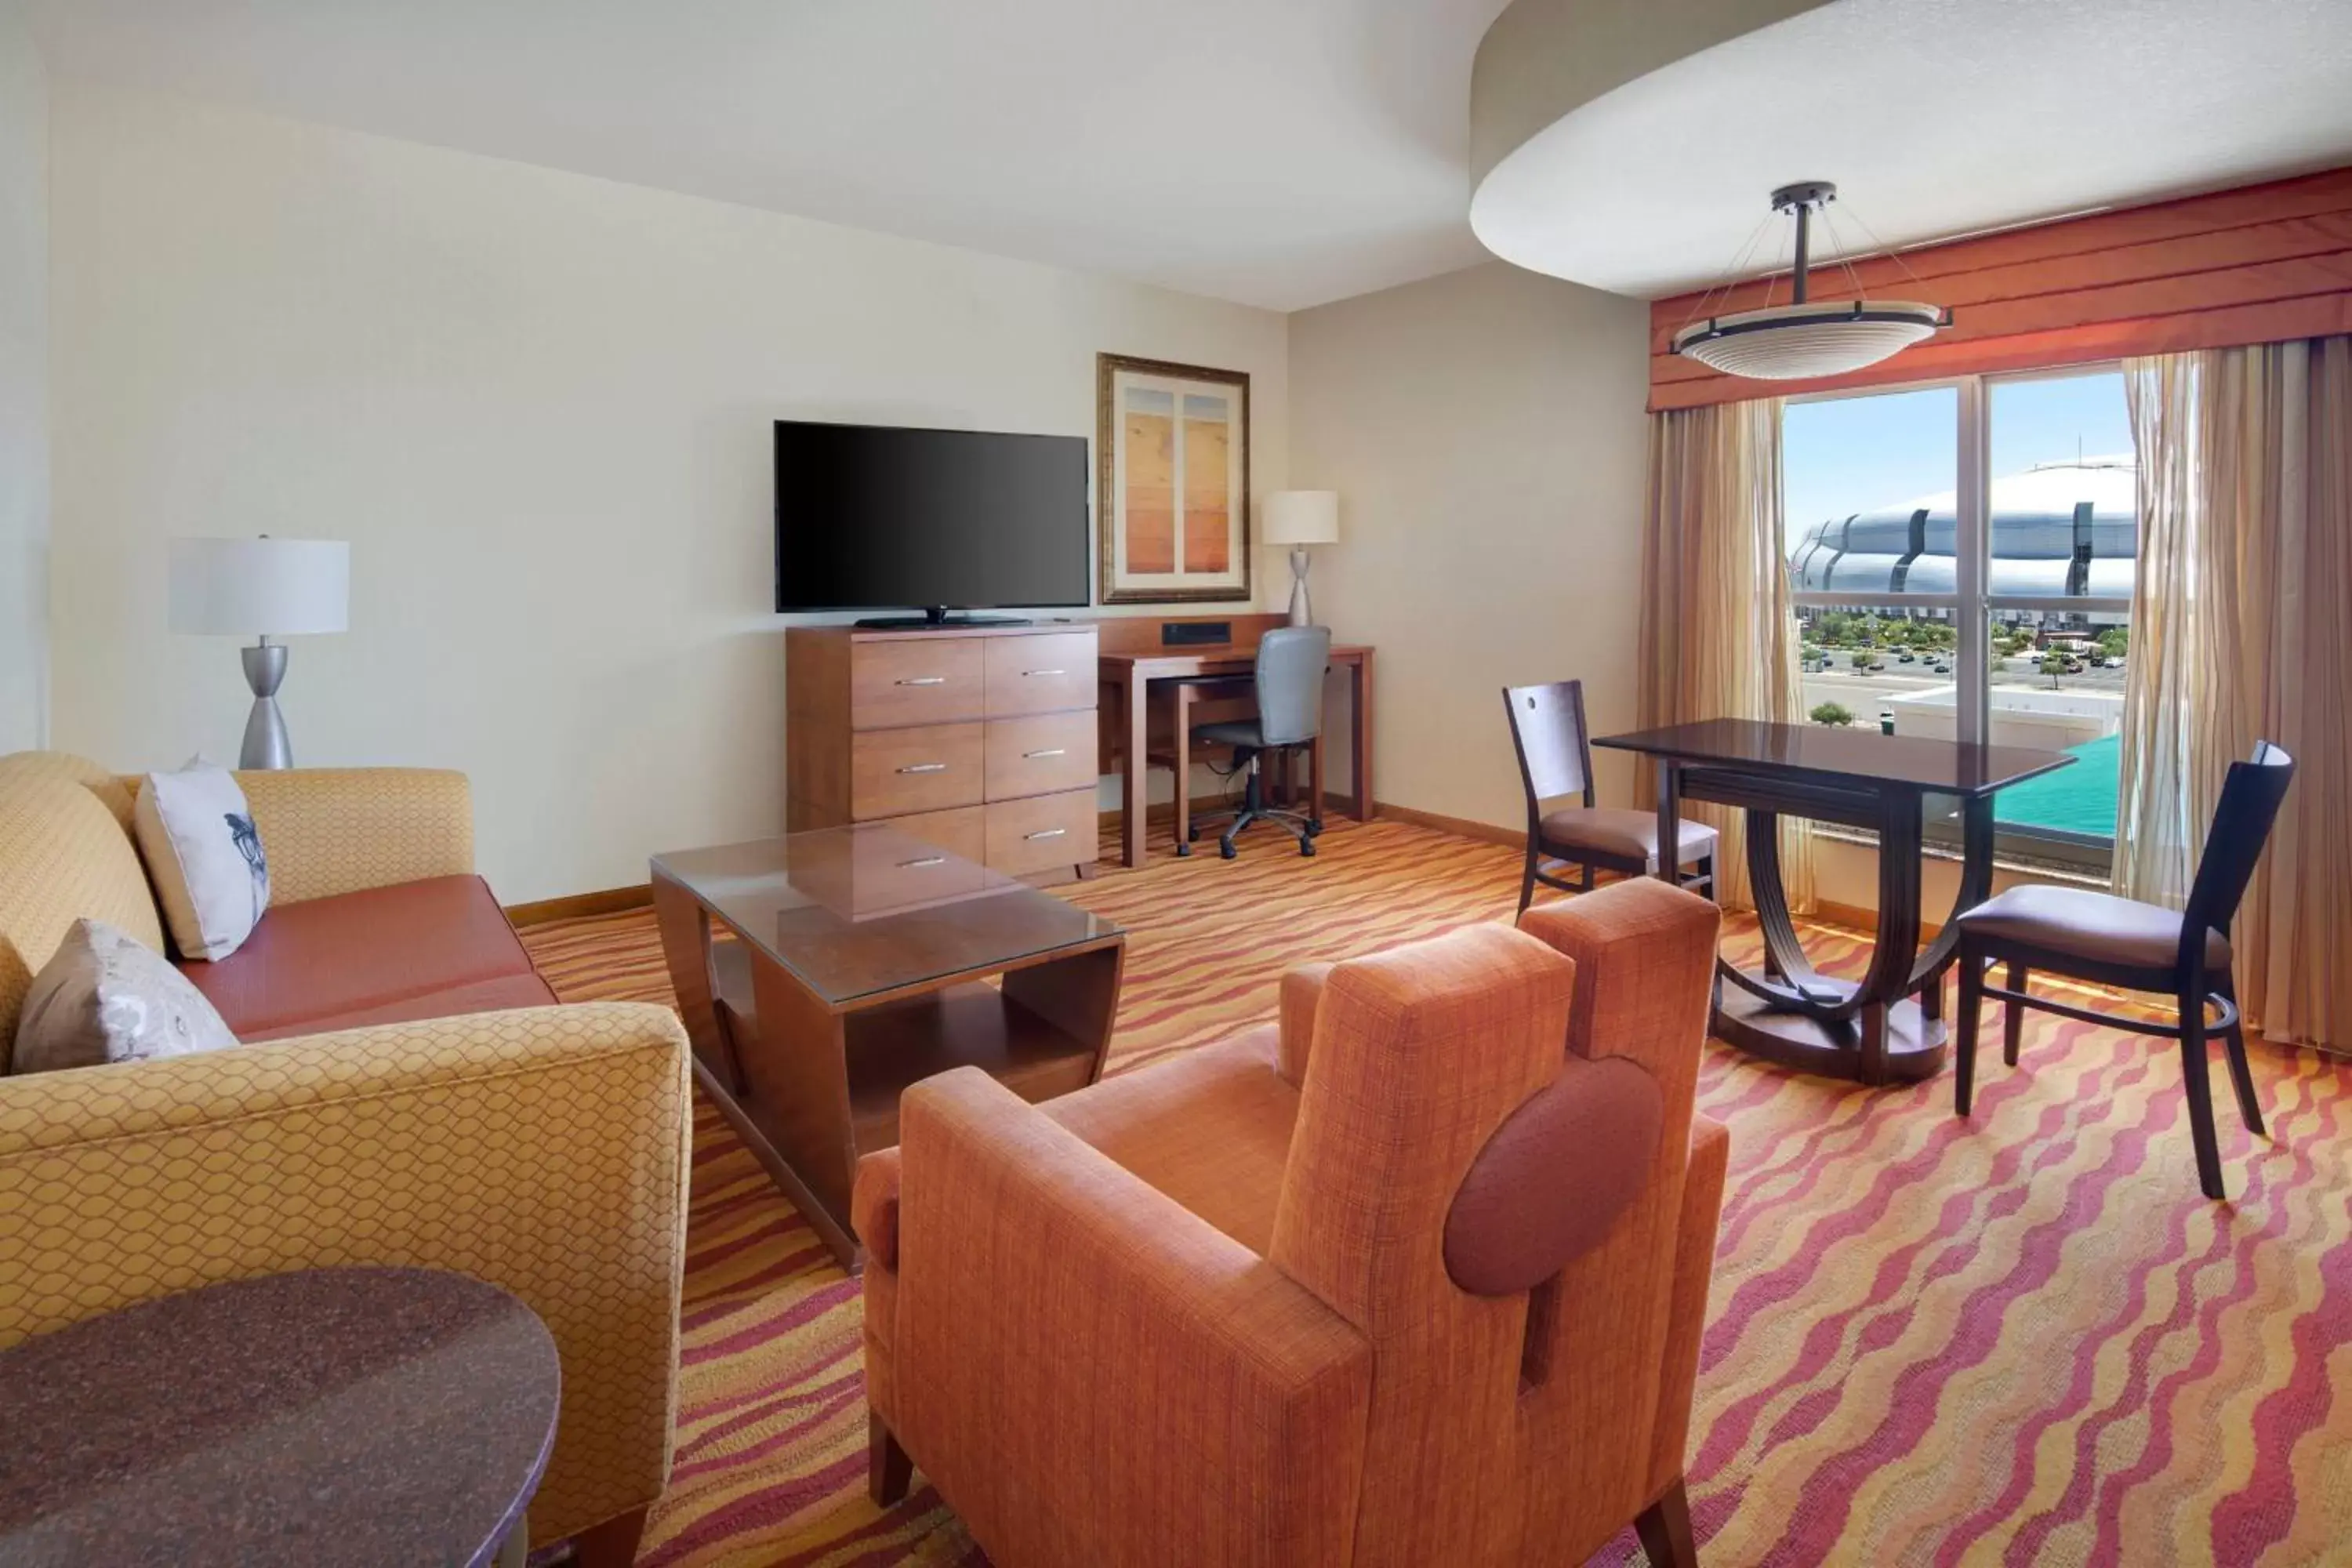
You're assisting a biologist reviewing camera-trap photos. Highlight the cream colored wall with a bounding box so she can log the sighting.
[0,2,45,753]
[46,83,1288,902]
[1287,260,1653,830]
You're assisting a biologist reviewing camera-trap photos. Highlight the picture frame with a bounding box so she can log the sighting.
[1095,353,1251,604]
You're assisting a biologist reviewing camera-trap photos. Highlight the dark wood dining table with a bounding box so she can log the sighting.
[1592,719,2073,1086]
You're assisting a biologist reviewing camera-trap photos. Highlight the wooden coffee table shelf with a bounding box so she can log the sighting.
[656,827,1123,1269]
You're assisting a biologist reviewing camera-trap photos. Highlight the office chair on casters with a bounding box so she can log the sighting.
[1188,625,1331,860]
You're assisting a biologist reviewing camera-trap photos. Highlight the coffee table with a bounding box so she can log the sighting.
[652,825,1124,1267]
[0,1268,558,1567]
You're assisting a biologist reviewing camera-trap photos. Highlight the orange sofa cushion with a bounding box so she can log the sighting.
[176,874,550,1040]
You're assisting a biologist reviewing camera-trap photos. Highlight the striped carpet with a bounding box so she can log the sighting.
[521,816,2352,1566]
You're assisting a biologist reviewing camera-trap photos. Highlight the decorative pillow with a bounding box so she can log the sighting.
[132,759,273,962]
[9,919,241,1074]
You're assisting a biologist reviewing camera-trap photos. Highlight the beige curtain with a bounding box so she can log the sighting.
[2121,336,2352,1051]
[1638,398,1815,914]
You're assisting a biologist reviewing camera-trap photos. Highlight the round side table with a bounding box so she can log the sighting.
[0,1267,561,1567]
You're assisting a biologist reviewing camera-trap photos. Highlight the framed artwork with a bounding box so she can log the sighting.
[1096,353,1251,604]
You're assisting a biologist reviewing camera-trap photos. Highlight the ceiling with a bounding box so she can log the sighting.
[24,0,1511,314]
[26,1,2352,312]
[1472,0,2352,297]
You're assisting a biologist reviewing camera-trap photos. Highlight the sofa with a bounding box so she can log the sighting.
[855,875,1726,1568]
[0,750,691,1565]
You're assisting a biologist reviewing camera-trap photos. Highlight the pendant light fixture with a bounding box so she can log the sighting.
[1671,182,1951,381]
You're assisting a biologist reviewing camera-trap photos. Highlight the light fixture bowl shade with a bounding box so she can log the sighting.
[1670,299,1945,380]
[1261,490,1341,546]
[169,538,351,637]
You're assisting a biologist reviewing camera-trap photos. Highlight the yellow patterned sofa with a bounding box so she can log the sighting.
[0,750,690,1565]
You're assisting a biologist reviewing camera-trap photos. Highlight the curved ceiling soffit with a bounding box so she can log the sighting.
[1468,0,1833,284]
[1468,0,1831,188]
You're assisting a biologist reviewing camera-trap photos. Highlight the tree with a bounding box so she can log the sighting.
[1849,650,1875,671]
[1809,702,1854,727]
[2096,625,2130,660]
[2039,651,2070,690]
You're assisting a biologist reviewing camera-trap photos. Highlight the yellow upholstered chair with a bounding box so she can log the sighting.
[0,751,691,1564]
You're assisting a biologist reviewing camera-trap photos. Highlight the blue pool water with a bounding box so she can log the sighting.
[1994,731,2120,839]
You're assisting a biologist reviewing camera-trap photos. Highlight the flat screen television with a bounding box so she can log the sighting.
[774,420,1090,622]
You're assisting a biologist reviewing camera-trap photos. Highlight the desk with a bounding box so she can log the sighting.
[1592,719,2070,1086]
[1100,637,1375,870]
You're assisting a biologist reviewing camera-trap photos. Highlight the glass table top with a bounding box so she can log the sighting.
[651,825,1118,1007]
[1592,719,2074,798]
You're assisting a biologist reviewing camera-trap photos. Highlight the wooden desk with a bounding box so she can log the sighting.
[1098,619,1375,869]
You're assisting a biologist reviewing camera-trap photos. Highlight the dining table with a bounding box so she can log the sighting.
[1592,718,2073,1086]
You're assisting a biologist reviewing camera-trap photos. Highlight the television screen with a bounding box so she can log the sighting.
[775,422,1091,613]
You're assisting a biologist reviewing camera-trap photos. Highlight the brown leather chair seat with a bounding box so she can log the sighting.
[1541,805,1719,873]
[176,874,554,1041]
[1955,884,2230,973]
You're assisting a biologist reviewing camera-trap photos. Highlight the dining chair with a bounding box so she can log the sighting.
[1503,680,1716,915]
[1952,742,2296,1200]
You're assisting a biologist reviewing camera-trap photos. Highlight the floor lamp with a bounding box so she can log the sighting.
[169,537,351,769]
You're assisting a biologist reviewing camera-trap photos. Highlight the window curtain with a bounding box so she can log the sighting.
[2120,335,2352,1051]
[1638,398,1815,914]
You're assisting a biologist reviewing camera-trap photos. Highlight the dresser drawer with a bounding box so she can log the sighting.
[985,788,1098,876]
[851,723,984,818]
[983,710,1098,802]
[984,631,1098,717]
[851,637,985,728]
[869,804,987,867]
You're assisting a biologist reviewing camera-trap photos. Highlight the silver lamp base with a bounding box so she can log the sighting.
[1286,546,1314,628]
[238,641,292,770]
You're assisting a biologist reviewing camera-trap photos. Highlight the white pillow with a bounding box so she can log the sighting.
[9,918,241,1074]
[132,759,272,961]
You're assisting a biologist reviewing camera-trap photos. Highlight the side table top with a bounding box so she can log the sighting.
[0,1266,561,1568]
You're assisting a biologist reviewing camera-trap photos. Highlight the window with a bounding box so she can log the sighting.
[1784,368,2134,869]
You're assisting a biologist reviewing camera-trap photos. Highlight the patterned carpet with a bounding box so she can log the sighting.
[521,816,2352,1566]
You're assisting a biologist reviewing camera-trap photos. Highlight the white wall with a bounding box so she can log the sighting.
[1287,260,1651,829]
[0,2,45,751]
[47,84,1288,902]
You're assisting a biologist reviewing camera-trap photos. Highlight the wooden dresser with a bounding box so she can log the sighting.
[785,622,1099,879]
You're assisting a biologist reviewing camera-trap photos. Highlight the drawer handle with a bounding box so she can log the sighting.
[895,676,949,687]
[1022,668,1066,677]
[897,763,949,775]
[1022,748,1068,760]
[1024,827,1069,841]
[898,855,947,869]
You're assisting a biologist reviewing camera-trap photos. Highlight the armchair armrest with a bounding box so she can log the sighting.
[234,768,475,904]
[887,1068,1372,1568]
[0,1001,691,1544]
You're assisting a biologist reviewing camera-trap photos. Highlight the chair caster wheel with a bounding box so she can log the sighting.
[1186,826,1200,842]
[1306,820,1324,838]
[1219,840,1238,861]
[1300,839,1316,857]
[1175,841,1191,857]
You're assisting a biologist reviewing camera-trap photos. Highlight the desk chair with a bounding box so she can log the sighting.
[1504,680,1716,915]
[1189,626,1330,860]
[1953,742,2294,1200]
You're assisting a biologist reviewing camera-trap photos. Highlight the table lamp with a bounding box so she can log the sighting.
[1262,490,1340,628]
[168,536,351,769]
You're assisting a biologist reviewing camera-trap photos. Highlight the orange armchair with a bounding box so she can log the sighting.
[855,877,1726,1567]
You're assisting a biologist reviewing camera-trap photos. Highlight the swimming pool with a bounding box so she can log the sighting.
[1994,731,2119,839]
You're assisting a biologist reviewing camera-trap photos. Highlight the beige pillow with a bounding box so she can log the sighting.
[10,918,241,1075]
[132,759,272,961]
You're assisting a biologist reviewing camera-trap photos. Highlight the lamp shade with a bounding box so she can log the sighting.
[1261,490,1340,546]
[169,538,350,637]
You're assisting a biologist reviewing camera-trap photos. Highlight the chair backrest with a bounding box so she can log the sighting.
[1253,625,1330,747]
[2180,741,2296,964]
[1501,680,1594,808]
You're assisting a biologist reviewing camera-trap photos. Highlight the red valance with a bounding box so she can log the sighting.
[1648,167,2352,412]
